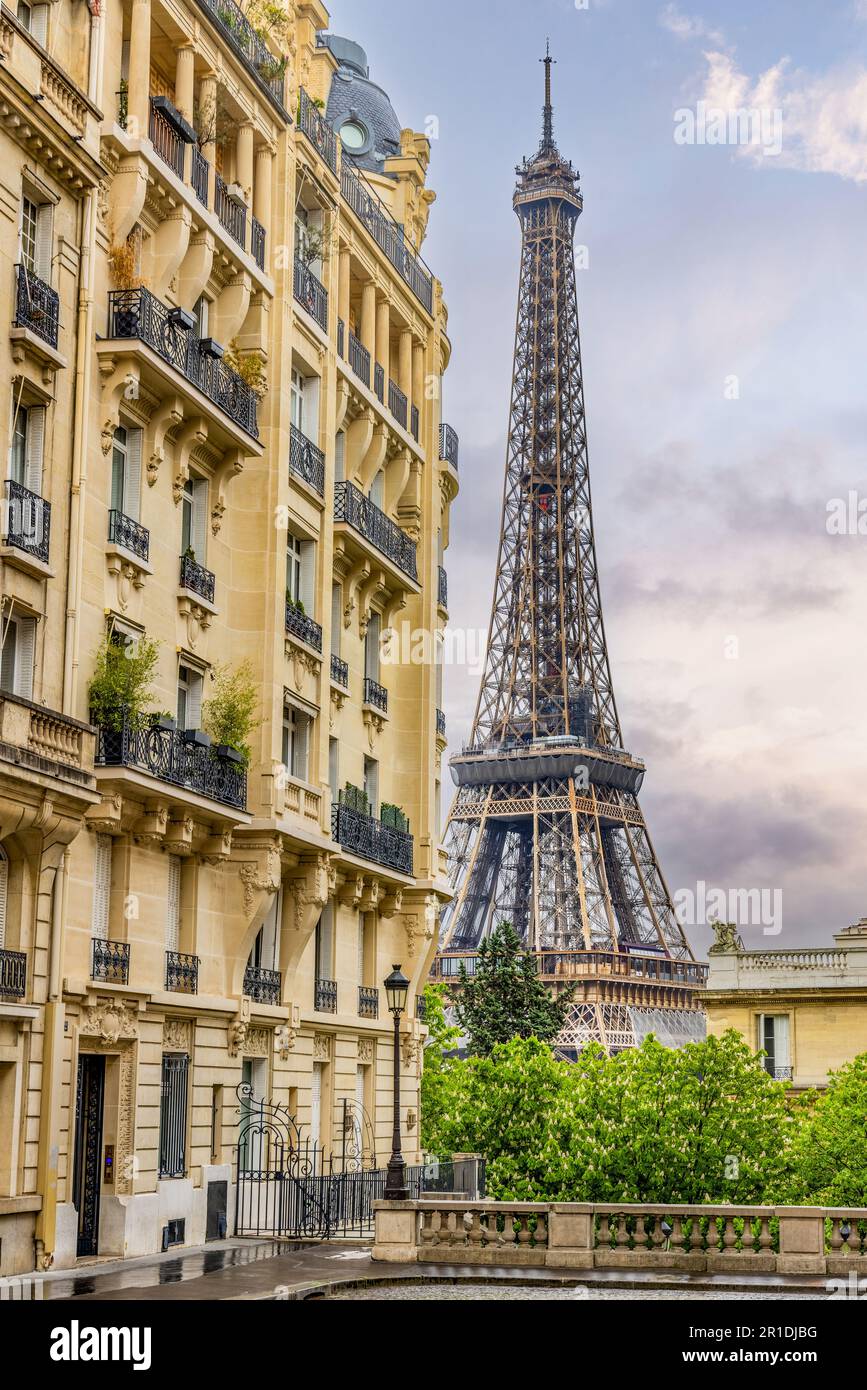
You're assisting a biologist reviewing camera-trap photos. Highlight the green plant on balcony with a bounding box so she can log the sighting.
[88,634,160,734]
[257,53,288,82]
[380,802,409,832]
[201,660,260,766]
[285,591,306,615]
[341,783,369,814]
[223,339,268,399]
[107,228,146,291]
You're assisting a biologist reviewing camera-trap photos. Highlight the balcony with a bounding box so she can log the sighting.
[166,951,199,994]
[315,977,337,1013]
[358,985,379,1019]
[191,147,209,206]
[763,1060,793,1081]
[251,216,266,271]
[95,712,247,812]
[388,378,408,430]
[347,328,370,387]
[108,509,149,563]
[439,422,459,469]
[107,287,259,439]
[285,600,323,653]
[341,162,433,314]
[437,564,448,610]
[431,950,709,990]
[0,949,26,1000]
[415,993,427,1021]
[334,480,417,582]
[293,258,328,331]
[288,421,325,496]
[244,964,281,1005]
[0,694,95,785]
[92,938,130,985]
[298,88,338,173]
[330,653,349,687]
[13,262,59,349]
[363,677,388,714]
[436,708,446,738]
[180,552,215,604]
[331,799,414,876]
[194,0,289,117]
[3,479,50,565]
[148,96,191,179]
[215,174,247,249]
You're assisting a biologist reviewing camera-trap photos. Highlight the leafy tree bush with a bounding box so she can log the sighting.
[201,660,259,765]
[88,634,160,733]
[783,1054,867,1205]
[454,921,576,1055]
[419,984,462,1157]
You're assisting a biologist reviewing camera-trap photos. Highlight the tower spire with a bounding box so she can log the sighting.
[541,39,555,149]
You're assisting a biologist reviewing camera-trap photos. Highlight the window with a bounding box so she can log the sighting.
[285,530,315,612]
[331,584,342,657]
[314,904,333,981]
[290,367,304,431]
[0,609,36,699]
[177,663,204,730]
[311,1061,323,1146]
[363,756,378,816]
[91,834,112,941]
[329,738,339,802]
[286,533,302,605]
[166,855,181,951]
[19,193,52,282]
[158,1054,189,1178]
[17,1,48,45]
[369,469,384,510]
[365,612,381,684]
[193,295,210,339]
[339,119,369,153]
[248,891,280,973]
[110,425,142,520]
[281,703,310,781]
[181,475,208,561]
[0,847,7,949]
[334,430,345,482]
[8,402,45,495]
[758,1015,791,1080]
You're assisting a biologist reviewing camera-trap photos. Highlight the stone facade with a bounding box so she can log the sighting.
[0,0,456,1274]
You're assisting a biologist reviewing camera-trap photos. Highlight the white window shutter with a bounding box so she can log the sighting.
[300,540,315,614]
[166,855,181,951]
[192,478,208,561]
[25,405,44,496]
[334,431,345,482]
[124,427,142,520]
[0,852,7,949]
[0,621,16,693]
[14,617,35,700]
[35,203,52,285]
[91,834,112,940]
[188,672,202,729]
[30,4,49,46]
[357,919,364,985]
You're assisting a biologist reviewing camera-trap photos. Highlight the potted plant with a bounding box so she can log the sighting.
[88,633,160,734]
[150,710,176,732]
[201,660,259,768]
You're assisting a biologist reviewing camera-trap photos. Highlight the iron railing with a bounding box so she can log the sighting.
[117,86,128,129]
[764,1061,794,1081]
[194,0,288,115]
[347,328,370,386]
[437,564,448,609]
[215,173,246,248]
[243,964,281,1005]
[191,147,209,205]
[298,87,338,172]
[108,509,149,562]
[180,552,215,603]
[14,262,59,348]
[149,97,185,177]
[107,287,259,438]
[3,479,50,564]
[388,378,408,429]
[165,951,199,994]
[92,938,130,984]
[410,404,419,441]
[431,949,709,987]
[293,257,328,330]
[363,676,388,713]
[374,362,385,402]
[288,421,325,495]
[334,479,417,581]
[436,708,446,737]
[95,712,247,811]
[251,216,266,269]
[358,985,379,1019]
[337,317,345,357]
[315,977,337,1013]
[331,799,413,876]
[285,601,323,652]
[341,162,434,313]
[330,653,349,686]
[0,949,26,999]
[439,422,459,468]
[158,1053,189,1178]
[415,993,427,1021]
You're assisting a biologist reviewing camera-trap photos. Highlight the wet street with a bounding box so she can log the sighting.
[329,1283,823,1300]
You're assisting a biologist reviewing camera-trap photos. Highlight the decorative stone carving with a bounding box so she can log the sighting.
[244,1027,269,1057]
[402,894,440,959]
[402,1033,422,1071]
[358,1037,375,1063]
[199,828,233,865]
[288,854,334,933]
[239,850,281,916]
[338,873,365,909]
[79,998,138,1044]
[708,920,743,954]
[275,1022,297,1060]
[131,802,168,846]
[163,1018,192,1052]
[85,793,124,836]
[313,1033,331,1061]
[379,889,403,919]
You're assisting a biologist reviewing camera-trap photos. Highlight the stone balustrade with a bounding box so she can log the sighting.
[374,1200,867,1275]
[0,694,95,776]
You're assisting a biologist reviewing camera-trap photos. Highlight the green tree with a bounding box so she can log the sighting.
[453,921,576,1055]
[784,1054,867,1205]
[419,984,462,1156]
[201,660,260,766]
[87,634,160,732]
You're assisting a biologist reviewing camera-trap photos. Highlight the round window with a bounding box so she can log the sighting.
[340,120,369,151]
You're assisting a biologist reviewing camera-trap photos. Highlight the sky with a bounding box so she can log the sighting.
[328,0,867,956]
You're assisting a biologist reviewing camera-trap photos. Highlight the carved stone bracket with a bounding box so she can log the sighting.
[79,997,139,1044]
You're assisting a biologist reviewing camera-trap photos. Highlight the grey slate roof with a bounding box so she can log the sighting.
[319,31,403,176]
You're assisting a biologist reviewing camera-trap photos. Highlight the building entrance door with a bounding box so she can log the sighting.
[72,1054,105,1257]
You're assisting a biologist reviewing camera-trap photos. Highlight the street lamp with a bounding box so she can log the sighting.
[383,963,410,1199]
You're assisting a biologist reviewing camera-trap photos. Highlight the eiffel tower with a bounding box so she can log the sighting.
[437,51,707,1055]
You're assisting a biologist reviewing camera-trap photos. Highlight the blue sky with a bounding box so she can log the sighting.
[329,1,867,953]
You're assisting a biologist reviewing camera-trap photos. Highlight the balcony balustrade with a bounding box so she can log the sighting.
[388,378,408,430]
[341,162,433,314]
[439,422,459,469]
[251,216,266,270]
[315,977,338,1013]
[243,964,281,1005]
[94,711,247,811]
[108,509,149,562]
[334,479,417,581]
[330,653,349,687]
[415,993,427,1021]
[13,262,59,348]
[293,257,328,330]
[195,0,289,115]
[148,97,186,178]
[180,552,215,604]
[347,328,370,387]
[0,949,26,999]
[436,708,446,738]
[92,938,130,984]
[288,421,325,495]
[363,677,388,713]
[3,479,50,564]
[215,174,247,249]
[166,951,199,994]
[437,564,448,609]
[285,600,323,653]
[298,88,338,172]
[191,147,209,206]
[337,317,345,357]
[331,798,414,876]
[358,985,379,1019]
[107,287,259,439]
[410,404,419,441]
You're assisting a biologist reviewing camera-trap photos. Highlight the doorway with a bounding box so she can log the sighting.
[72,1054,105,1257]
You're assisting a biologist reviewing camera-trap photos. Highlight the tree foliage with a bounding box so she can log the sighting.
[419,984,462,1157]
[201,660,260,765]
[453,921,576,1055]
[88,634,160,732]
[783,1054,867,1206]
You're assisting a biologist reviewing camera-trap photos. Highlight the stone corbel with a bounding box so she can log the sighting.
[383,591,407,632]
[385,445,411,517]
[395,458,423,541]
[402,892,440,960]
[172,417,209,503]
[379,888,403,919]
[236,838,283,922]
[335,375,351,432]
[338,873,365,910]
[131,801,168,847]
[148,395,185,487]
[211,448,245,536]
[362,705,386,750]
[84,794,125,836]
[228,995,251,1058]
[198,827,233,865]
[345,408,375,486]
[164,815,195,856]
[106,551,148,613]
[358,568,389,640]
[99,361,142,454]
[275,1005,300,1061]
[177,593,213,651]
[329,684,347,729]
[287,852,334,934]
[359,421,389,494]
[359,880,380,913]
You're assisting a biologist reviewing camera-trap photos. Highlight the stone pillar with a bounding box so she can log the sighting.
[254,145,273,271]
[777,1207,827,1274]
[338,247,351,342]
[360,280,376,355]
[371,1201,419,1263]
[412,340,424,428]
[399,327,412,398]
[546,1204,595,1268]
[376,296,390,378]
[236,122,254,203]
[175,45,195,121]
[126,0,151,140]
[199,73,217,208]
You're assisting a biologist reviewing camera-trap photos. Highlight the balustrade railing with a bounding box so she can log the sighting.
[148,97,185,178]
[166,951,199,994]
[373,362,385,402]
[251,216,266,270]
[348,328,370,386]
[439,422,459,469]
[0,949,26,999]
[332,798,413,875]
[437,564,448,609]
[358,985,379,1019]
[180,552,215,603]
[3,478,50,564]
[330,653,349,687]
[195,0,288,113]
[191,147,209,205]
[315,977,338,1013]
[337,317,345,357]
[363,677,388,713]
[388,378,407,429]
[431,949,708,986]
[215,174,247,248]
[94,711,246,811]
[14,262,59,348]
[243,964,281,1005]
[298,88,338,172]
[285,601,323,653]
[410,404,419,441]
[436,708,446,738]
[334,479,417,581]
[293,257,328,330]
[92,938,130,985]
[288,421,325,495]
[108,509,149,562]
[341,162,433,313]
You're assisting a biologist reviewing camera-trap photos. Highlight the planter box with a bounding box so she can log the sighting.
[150,715,177,732]
[151,94,197,144]
[182,728,211,749]
[215,744,244,764]
[199,337,224,359]
[168,306,196,333]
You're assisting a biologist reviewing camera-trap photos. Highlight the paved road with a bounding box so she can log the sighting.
[330,1283,823,1300]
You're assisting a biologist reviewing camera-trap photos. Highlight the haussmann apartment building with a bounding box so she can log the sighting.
[0,0,458,1274]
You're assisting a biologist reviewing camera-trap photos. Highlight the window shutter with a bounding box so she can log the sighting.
[91,834,112,940]
[300,540,315,614]
[0,621,16,693]
[14,616,35,700]
[334,431,345,482]
[30,4,49,46]
[187,671,202,729]
[125,428,142,520]
[166,855,181,951]
[191,478,208,561]
[35,202,52,285]
[365,613,380,681]
[331,584,342,655]
[0,852,7,949]
[357,919,364,985]
[25,405,44,496]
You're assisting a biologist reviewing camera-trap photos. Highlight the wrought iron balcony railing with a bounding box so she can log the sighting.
[348,328,370,387]
[285,601,323,652]
[358,985,379,1019]
[363,676,388,713]
[437,564,448,609]
[315,977,337,1013]
[251,216,266,270]
[330,653,349,687]
[117,86,128,130]
[415,993,427,1021]
[763,1061,793,1081]
[436,708,446,738]
[0,949,26,999]
[374,362,385,403]
[180,552,215,604]
[107,287,259,439]
[95,712,247,811]
[439,422,459,469]
[92,938,130,985]
[195,0,289,114]
[388,378,408,430]
[166,950,199,994]
[334,480,417,582]
[244,964,281,1005]
[288,421,325,495]
[108,509,149,562]
[341,162,434,314]
[149,97,185,178]
[293,257,328,330]
[14,262,59,348]
[3,479,50,564]
[298,88,338,173]
[215,174,247,248]
[191,147,209,206]
[331,799,414,876]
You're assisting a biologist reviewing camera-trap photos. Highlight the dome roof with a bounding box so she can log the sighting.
[319,32,403,176]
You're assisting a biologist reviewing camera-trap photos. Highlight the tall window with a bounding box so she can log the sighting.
[328,738,339,802]
[158,1054,189,1178]
[19,193,52,282]
[363,756,378,816]
[8,402,45,495]
[281,703,310,781]
[331,584,342,657]
[0,610,36,699]
[758,1015,791,1080]
[290,367,304,431]
[0,847,8,950]
[166,855,182,952]
[110,425,142,520]
[16,2,49,45]
[286,533,302,605]
[177,663,204,730]
[181,476,208,561]
[365,613,381,684]
[193,294,210,338]
[334,430,345,481]
[369,469,384,510]
[314,905,333,981]
[91,834,112,941]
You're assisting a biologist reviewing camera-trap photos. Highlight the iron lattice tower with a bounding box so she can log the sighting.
[437,54,706,1055]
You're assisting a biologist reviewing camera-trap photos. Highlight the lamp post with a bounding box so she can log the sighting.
[383,963,410,1199]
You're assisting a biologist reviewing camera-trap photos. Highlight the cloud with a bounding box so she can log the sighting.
[659,3,724,45]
